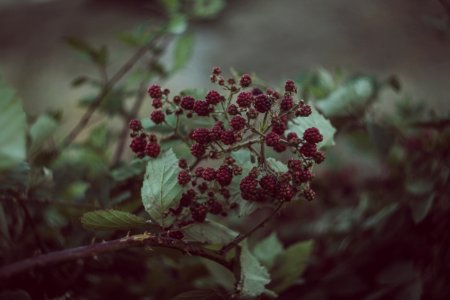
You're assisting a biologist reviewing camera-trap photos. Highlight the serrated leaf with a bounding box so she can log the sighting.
[29,114,58,155]
[0,76,26,171]
[316,77,376,117]
[172,289,224,300]
[266,157,288,173]
[253,233,284,269]
[288,106,336,149]
[173,33,194,72]
[238,241,271,297]
[182,220,237,244]
[141,149,182,226]
[269,240,313,293]
[81,210,147,231]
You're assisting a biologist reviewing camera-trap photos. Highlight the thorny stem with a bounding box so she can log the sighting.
[0,233,231,279]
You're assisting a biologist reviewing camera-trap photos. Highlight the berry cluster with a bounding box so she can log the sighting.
[130,67,328,232]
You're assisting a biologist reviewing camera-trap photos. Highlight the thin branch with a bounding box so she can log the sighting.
[0,232,230,279]
[220,201,284,254]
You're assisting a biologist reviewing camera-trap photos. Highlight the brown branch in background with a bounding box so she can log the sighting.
[0,233,231,279]
[219,201,284,254]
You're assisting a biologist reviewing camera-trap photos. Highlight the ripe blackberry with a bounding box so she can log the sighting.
[194,167,204,177]
[303,127,323,144]
[284,80,297,93]
[265,131,280,147]
[198,182,208,194]
[288,159,303,171]
[240,175,258,201]
[173,96,181,105]
[190,143,206,158]
[216,165,233,186]
[280,95,294,111]
[213,66,222,75]
[128,119,142,131]
[239,74,252,87]
[179,192,193,207]
[168,231,184,239]
[259,175,278,195]
[230,115,246,131]
[177,170,191,185]
[303,189,316,201]
[202,167,216,181]
[224,156,235,165]
[207,199,223,215]
[209,122,224,141]
[227,104,239,115]
[271,117,287,135]
[193,100,210,116]
[147,84,162,98]
[152,98,162,109]
[254,94,272,113]
[296,104,312,117]
[220,130,236,145]
[190,203,208,222]
[180,96,195,110]
[313,151,326,164]
[129,136,147,153]
[246,108,258,119]
[178,159,188,169]
[150,110,165,124]
[206,90,222,105]
[252,88,263,96]
[292,169,312,183]
[237,92,253,108]
[278,182,296,201]
[287,132,298,142]
[191,128,211,144]
[274,143,287,153]
[300,142,317,158]
[145,143,161,158]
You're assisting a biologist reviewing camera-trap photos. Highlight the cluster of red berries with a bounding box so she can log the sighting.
[128,119,161,158]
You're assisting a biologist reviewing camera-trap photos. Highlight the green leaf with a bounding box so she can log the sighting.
[161,0,180,14]
[141,149,182,226]
[269,240,313,293]
[85,123,109,151]
[253,233,284,269]
[111,158,148,181]
[64,37,94,54]
[316,77,376,117]
[409,194,435,224]
[0,76,26,171]
[182,220,238,244]
[172,289,225,300]
[288,106,336,149]
[71,76,90,87]
[168,14,188,34]
[29,114,58,155]
[81,209,147,231]
[173,33,195,72]
[238,241,271,298]
[192,0,225,18]
[266,157,288,173]
[202,259,235,291]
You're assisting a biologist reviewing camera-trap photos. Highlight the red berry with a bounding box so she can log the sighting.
[227,104,239,115]
[193,100,210,116]
[278,182,296,201]
[191,128,211,144]
[246,108,258,119]
[129,136,147,153]
[313,151,326,164]
[287,132,298,142]
[273,143,287,153]
[190,143,206,158]
[280,95,294,111]
[237,92,253,108]
[145,143,161,158]
[230,115,246,131]
[206,90,222,105]
[240,175,258,201]
[152,98,163,108]
[150,110,165,124]
[292,169,312,183]
[271,117,287,135]
[147,84,162,98]
[213,66,222,75]
[197,182,208,194]
[259,175,278,195]
[296,104,312,117]
[303,189,316,201]
[177,170,191,185]
[216,165,233,186]
[180,96,195,110]
[194,167,204,177]
[288,159,303,171]
[284,80,297,93]
[252,88,263,95]
[265,131,280,147]
[207,199,223,215]
[190,203,208,222]
[300,142,317,158]
[202,167,216,181]
[178,159,188,169]
[239,74,252,87]
[168,231,184,239]
[128,119,142,131]
[254,94,272,113]
[209,122,224,141]
[220,130,236,145]
[303,127,323,144]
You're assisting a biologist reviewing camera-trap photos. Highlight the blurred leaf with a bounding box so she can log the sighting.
[86,123,109,151]
[79,88,128,117]
[71,76,90,87]
[409,193,435,223]
[231,149,251,166]
[81,209,147,231]
[0,290,31,300]
[64,37,94,54]
[93,45,108,67]
[119,24,156,47]
[269,240,313,293]
[366,122,395,157]
[363,203,399,229]
[405,179,433,196]
[29,114,58,155]
[168,14,188,34]
[288,106,336,148]
[253,233,283,269]
[202,258,235,291]
[192,0,225,18]
[316,77,376,117]
[111,158,148,181]
[161,0,180,14]
[0,75,26,171]
[238,241,271,298]
[173,33,194,72]
[266,158,288,173]
[172,289,225,300]
[182,220,237,244]
[141,149,182,226]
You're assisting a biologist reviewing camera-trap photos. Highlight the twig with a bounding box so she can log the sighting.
[220,201,284,254]
[0,232,230,279]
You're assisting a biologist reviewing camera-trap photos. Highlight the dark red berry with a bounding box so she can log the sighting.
[191,128,211,144]
[177,170,191,185]
[180,192,193,207]
[292,169,312,183]
[237,92,253,108]
[284,80,297,93]
[287,132,298,142]
[303,127,323,144]
[271,117,287,135]
[288,159,303,171]
[259,175,278,195]
[252,88,263,96]
[194,167,204,177]
[202,167,216,181]
[246,109,258,119]
[128,119,142,131]
[205,90,222,105]
[178,159,188,169]
[296,104,312,117]
[208,200,223,215]
[150,110,165,124]
[220,130,236,145]
[173,96,181,104]
[239,74,252,87]
[152,98,163,109]
[216,165,233,186]
[198,182,208,194]
[147,84,162,98]
[213,66,222,75]
[227,104,239,115]
[313,151,326,164]
[265,131,280,147]
[180,96,195,110]
[280,95,294,111]
[254,94,272,113]
[168,231,184,239]
[129,136,147,153]
[190,204,208,222]
[209,122,224,141]
[278,182,296,201]
[273,143,287,153]
[303,189,316,201]
[190,143,206,158]
[230,115,246,131]
[193,100,210,116]
[300,142,317,158]
[240,175,258,201]
[145,143,161,158]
